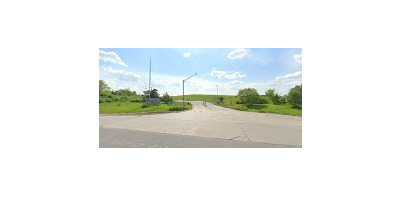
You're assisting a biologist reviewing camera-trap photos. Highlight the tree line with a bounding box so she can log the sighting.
[99,80,172,103]
[100,80,302,108]
[236,85,302,108]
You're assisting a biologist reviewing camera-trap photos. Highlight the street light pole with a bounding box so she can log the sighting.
[182,73,197,106]
[148,58,151,99]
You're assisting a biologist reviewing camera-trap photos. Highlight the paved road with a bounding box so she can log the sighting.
[100,127,299,148]
[99,101,302,148]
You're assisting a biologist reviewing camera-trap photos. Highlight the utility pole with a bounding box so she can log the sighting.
[216,85,219,104]
[148,58,151,99]
[182,73,197,106]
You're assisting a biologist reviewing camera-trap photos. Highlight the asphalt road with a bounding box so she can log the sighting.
[99,101,302,148]
[100,127,299,148]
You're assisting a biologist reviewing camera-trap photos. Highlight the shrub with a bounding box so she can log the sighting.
[118,95,134,102]
[257,96,269,104]
[161,92,173,103]
[279,95,287,104]
[169,106,187,111]
[265,89,283,105]
[216,96,224,104]
[112,96,119,102]
[141,103,149,108]
[288,85,302,108]
[99,91,113,97]
[130,96,143,102]
[237,88,260,105]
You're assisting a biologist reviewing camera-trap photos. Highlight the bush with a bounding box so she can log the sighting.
[113,88,137,96]
[216,96,224,104]
[169,106,188,111]
[265,89,283,105]
[141,103,149,108]
[99,91,113,97]
[130,96,143,102]
[99,98,112,103]
[118,96,129,102]
[288,85,302,108]
[236,88,260,105]
[279,95,287,104]
[112,96,119,102]
[161,92,173,103]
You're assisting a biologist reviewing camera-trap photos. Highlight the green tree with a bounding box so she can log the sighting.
[99,80,110,92]
[161,92,173,103]
[279,95,288,104]
[150,89,159,98]
[265,89,275,98]
[114,88,137,96]
[265,89,281,104]
[266,89,285,105]
[287,85,302,108]
[237,88,260,105]
[143,89,160,98]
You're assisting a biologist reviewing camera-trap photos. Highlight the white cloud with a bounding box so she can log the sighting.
[293,53,302,64]
[101,67,140,82]
[210,68,246,79]
[141,73,245,96]
[275,71,302,81]
[227,48,248,59]
[183,51,191,58]
[227,80,243,86]
[249,71,302,95]
[99,50,128,67]
[100,69,301,96]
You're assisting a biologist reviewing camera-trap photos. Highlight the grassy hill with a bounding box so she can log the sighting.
[172,94,301,116]
[172,94,235,104]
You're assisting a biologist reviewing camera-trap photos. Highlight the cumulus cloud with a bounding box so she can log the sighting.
[293,53,302,64]
[210,68,246,79]
[227,48,248,59]
[99,50,128,67]
[101,67,140,82]
[248,71,302,95]
[227,80,243,86]
[141,73,245,95]
[183,51,191,58]
[100,69,301,96]
[275,71,302,81]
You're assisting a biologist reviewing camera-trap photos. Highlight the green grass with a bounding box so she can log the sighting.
[221,103,302,116]
[172,94,301,116]
[172,94,236,104]
[99,102,192,114]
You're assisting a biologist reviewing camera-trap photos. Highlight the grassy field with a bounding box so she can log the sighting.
[220,103,302,116]
[172,94,301,116]
[172,94,236,104]
[99,102,192,114]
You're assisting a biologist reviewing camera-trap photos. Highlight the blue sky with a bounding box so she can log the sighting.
[99,48,302,96]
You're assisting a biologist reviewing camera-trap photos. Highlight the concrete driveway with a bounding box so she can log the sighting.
[99,101,302,147]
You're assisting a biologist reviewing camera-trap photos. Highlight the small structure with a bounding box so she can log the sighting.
[145,98,160,105]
